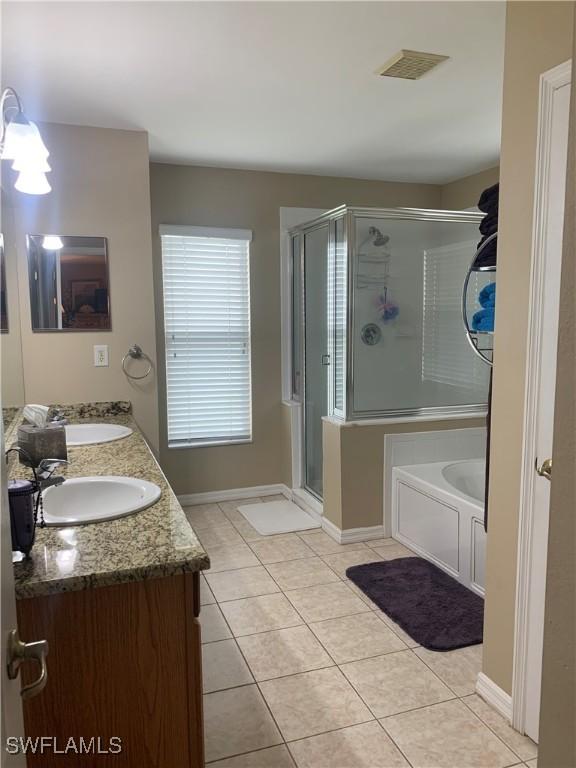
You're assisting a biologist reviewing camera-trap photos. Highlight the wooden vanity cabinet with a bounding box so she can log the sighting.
[16,571,204,767]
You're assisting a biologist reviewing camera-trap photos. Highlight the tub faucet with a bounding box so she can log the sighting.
[37,458,68,490]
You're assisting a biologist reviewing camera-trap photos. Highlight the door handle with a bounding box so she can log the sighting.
[6,629,49,700]
[321,354,330,366]
[536,458,552,481]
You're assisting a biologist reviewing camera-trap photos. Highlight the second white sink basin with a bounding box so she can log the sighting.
[42,476,162,526]
[65,423,133,446]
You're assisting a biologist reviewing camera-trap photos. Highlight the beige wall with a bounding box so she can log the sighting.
[149,163,441,495]
[539,14,576,765]
[440,166,500,210]
[1,194,25,407]
[323,417,486,531]
[483,1,574,695]
[2,124,159,449]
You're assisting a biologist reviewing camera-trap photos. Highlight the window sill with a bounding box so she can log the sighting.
[168,438,253,450]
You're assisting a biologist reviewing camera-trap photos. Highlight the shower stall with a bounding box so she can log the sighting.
[289,206,492,500]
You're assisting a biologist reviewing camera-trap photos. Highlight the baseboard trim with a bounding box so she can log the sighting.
[178,484,291,507]
[321,518,387,545]
[476,672,513,723]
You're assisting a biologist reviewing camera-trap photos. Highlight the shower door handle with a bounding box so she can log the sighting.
[321,355,330,366]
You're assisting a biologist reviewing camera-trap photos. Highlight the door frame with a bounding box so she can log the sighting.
[512,58,571,734]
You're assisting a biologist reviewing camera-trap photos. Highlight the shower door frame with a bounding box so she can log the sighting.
[296,217,333,502]
[288,205,489,504]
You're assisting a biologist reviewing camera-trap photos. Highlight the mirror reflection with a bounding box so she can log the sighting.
[0,234,7,333]
[27,235,110,331]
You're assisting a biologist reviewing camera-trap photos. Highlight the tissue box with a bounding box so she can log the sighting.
[17,424,68,468]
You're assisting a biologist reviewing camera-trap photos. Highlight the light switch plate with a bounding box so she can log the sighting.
[93,345,109,367]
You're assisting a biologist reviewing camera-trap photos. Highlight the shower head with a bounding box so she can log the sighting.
[369,227,390,247]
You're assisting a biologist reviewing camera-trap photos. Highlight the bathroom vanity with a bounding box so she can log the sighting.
[6,403,210,768]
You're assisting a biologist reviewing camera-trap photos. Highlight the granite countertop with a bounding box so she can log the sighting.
[6,402,210,600]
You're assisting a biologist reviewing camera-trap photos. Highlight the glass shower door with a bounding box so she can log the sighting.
[303,224,329,498]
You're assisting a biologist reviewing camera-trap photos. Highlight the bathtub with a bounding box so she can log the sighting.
[391,459,486,596]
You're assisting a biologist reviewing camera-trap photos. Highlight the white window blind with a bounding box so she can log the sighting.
[160,225,253,447]
[422,241,490,392]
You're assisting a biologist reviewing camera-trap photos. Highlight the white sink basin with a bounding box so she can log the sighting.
[42,476,161,526]
[65,423,133,446]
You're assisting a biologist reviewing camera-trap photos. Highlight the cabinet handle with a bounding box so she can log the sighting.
[6,629,49,700]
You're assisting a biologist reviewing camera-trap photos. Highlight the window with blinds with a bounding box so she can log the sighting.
[160,225,252,448]
[422,240,489,392]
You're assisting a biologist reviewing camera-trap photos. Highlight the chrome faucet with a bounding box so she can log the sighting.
[36,458,68,490]
[48,408,68,426]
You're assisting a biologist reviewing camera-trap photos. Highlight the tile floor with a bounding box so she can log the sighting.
[186,497,538,768]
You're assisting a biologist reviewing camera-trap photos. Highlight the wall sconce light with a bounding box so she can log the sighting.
[1,86,51,195]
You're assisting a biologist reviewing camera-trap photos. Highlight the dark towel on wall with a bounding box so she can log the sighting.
[473,238,497,269]
[480,212,498,236]
[478,183,499,214]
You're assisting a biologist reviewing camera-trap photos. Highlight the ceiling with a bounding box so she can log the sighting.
[2,2,505,184]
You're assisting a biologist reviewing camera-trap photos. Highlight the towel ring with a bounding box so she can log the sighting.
[462,231,497,368]
[122,344,153,380]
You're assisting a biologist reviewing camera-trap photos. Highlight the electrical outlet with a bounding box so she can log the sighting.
[93,345,109,367]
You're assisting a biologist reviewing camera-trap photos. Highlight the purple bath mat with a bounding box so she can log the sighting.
[346,557,484,651]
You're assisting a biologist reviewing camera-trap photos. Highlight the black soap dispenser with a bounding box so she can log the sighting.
[8,479,37,558]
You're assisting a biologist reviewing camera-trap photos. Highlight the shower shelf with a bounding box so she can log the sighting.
[462,231,497,367]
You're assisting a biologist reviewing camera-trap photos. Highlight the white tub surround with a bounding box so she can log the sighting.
[392,459,486,596]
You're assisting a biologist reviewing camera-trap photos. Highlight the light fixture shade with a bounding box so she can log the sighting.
[14,170,51,195]
[1,116,48,161]
[42,235,63,250]
[11,154,51,173]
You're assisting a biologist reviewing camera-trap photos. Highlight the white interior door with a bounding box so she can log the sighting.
[523,68,570,743]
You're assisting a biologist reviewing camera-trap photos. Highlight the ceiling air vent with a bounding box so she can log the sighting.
[376,50,449,80]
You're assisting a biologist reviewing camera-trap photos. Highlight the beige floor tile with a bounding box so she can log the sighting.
[525,760,537,767]
[309,612,406,663]
[376,611,420,648]
[220,593,303,636]
[237,625,333,681]
[185,504,230,531]
[288,721,409,768]
[284,582,370,623]
[249,534,314,564]
[346,580,379,608]
[265,557,340,591]
[341,649,454,717]
[463,694,538,762]
[231,519,269,542]
[207,566,280,602]
[207,542,261,573]
[199,525,246,549]
[381,699,518,768]
[259,667,372,741]
[200,604,233,643]
[202,639,253,693]
[414,644,483,696]
[208,745,295,768]
[204,684,282,762]
[369,542,415,560]
[201,575,216,605]
[322,548,383,578]
[297,531,368,556]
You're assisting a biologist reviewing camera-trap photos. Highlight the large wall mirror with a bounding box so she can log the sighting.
[27,235,110,331]
[0,234,7,333]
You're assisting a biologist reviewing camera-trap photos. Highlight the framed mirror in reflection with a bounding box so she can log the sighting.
[1,234,7,333]
[26,235,111,331]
